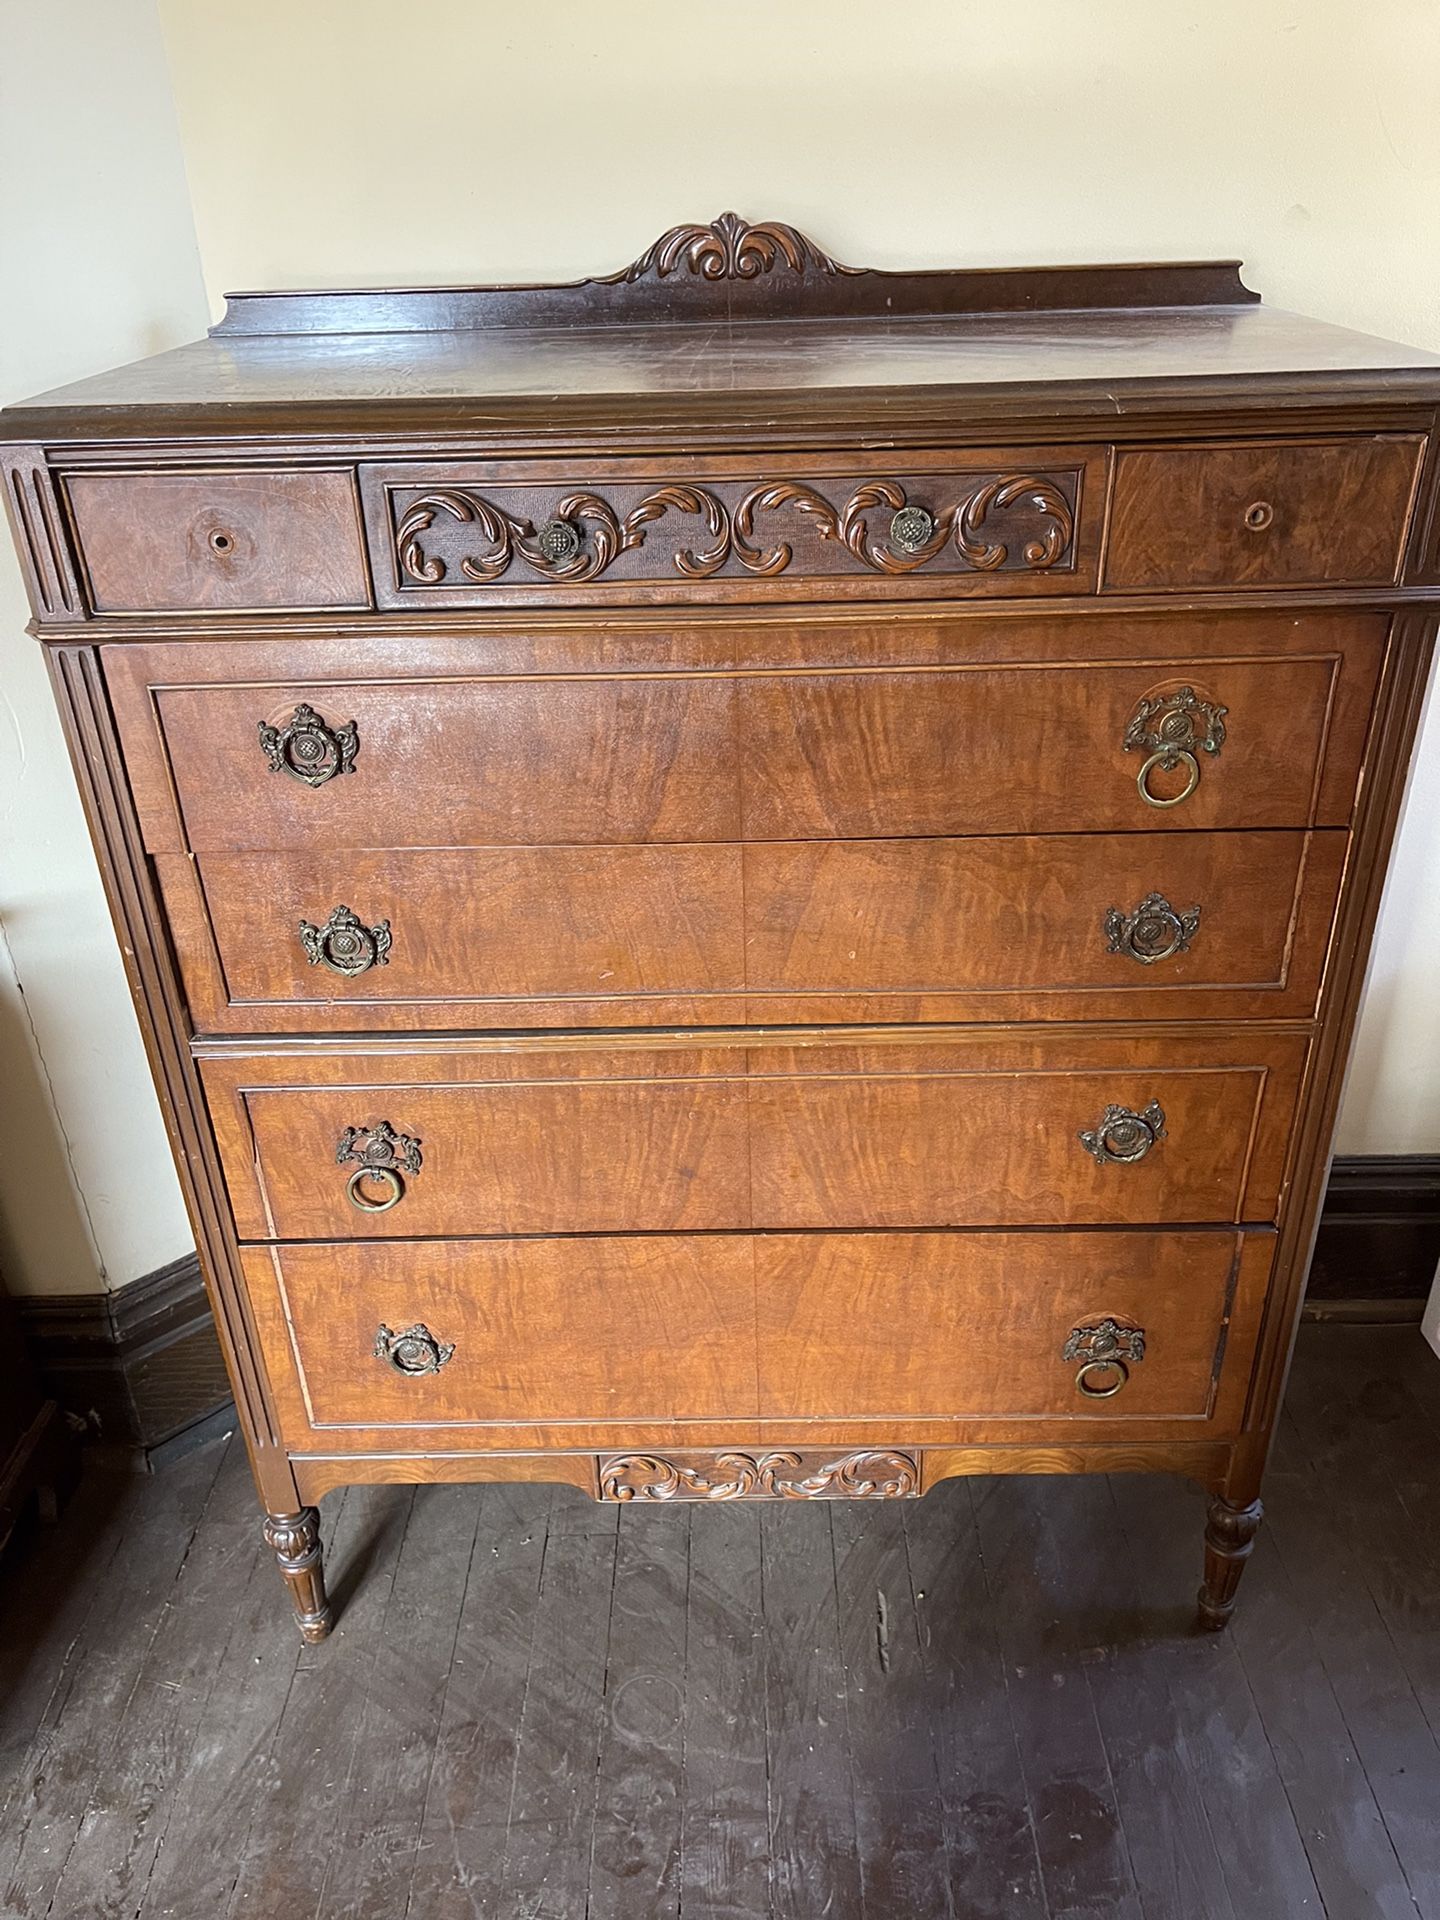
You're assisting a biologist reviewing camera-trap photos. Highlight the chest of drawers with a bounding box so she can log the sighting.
[6,218,1438,1642]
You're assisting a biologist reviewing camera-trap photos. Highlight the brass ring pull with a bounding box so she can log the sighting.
[336,1120,421,1213]
[1123,686,1227,810]
[1063,1318,1146,1399]
[346,1165,404,1213]
[1136,746,1200,809]
[1076,1358,1130,1397]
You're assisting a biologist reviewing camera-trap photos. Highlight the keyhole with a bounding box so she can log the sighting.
[208,528,235,555]
[1243,500,1274,532]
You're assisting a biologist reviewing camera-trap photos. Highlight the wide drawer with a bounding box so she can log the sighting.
[114,631,1382,852]
[359,448,1106,609]
[1104,436,1422,590]
[202,1030,1308,1240]
[243,1228,1273,1448]
[65,469,370,613]
[160,827,1346,1031]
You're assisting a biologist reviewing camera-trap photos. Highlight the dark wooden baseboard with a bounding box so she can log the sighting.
[18,1254,232,1468]
[1305,1154,1440,1302]
[14,1155,1440,1465]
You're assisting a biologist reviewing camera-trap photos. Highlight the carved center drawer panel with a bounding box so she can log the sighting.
[359,450,1106,607]
[115,628,1383,851]
[201,1030,1308,1240]
[158,827,1345,1031]
[244,1228,1273,1445]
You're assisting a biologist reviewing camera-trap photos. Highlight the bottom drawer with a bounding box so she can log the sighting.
[246,1229,1273,1450]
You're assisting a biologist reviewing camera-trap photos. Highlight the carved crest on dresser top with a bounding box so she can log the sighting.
[205,214,1260,334]
[600,211,861,285]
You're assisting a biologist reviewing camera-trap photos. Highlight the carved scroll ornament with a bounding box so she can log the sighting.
[598,1448,920,1502]
[394,472,1075,588]
[601,210,861,284]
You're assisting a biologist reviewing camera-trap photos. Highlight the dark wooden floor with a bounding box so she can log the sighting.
[3,1324,1440,1920]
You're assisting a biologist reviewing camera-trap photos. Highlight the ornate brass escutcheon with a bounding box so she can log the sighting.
[1104,891,1202,966]
[1123,685,1227,809]
[1063,1318,1147,1397]
[298,904,392,976]
[336,1118,422,1212]
[374,1322,455,1375]
[1078,1099,1167,1165]
[257,702,358,787]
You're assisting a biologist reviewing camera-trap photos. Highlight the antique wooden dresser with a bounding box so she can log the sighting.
[5,217,1438,1642]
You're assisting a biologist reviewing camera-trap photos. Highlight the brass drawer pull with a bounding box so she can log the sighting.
[374,1322,454,1375]
[1123,686,1227,809]
[298,904,391,976]
[1079,1100,1166,1165]
[337,1119,422,1212]
[889,504,936,553]
[1105,891,1201,966]
[257,702,358,788]
[537,517,582,565]
[1064,1319,1146,1398]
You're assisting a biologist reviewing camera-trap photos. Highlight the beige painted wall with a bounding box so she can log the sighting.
[0,0,204,1293]
[2,1,1437,1302]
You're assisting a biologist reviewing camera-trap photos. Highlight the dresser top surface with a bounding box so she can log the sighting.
[7,222,1439,441]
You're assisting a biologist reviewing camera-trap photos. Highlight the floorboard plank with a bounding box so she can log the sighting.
[1107,1474,1325,1920]
[679,1505,769,1920]
[759,1501,862,1920]
[1265,1409,1440,1919]
[1228,1491,1421,1919]
[0,1468,144,1837]
[901,1480,1048,1920]
[44,1435,259,1920]
[1380,1326,1440,1442]
[830,1499,955,1920]
[586,1504,690,1920]
[496,1490,620,1920]
[1057,1475,1238,1920]
[218,1484,413,1920]
[969,1473,1144,1920]
[319,1484,479,1920]
[403,1484,553,1920]
[1282,1329,1440,1750]
[0,1437,225,1920]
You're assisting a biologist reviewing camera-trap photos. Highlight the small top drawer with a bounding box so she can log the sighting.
[65,470,370,614]
[1103,437,1422,590]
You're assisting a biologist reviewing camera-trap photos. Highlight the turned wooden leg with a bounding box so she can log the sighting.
[1197,1494,1263,1631]
[263,1507,334,1643]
